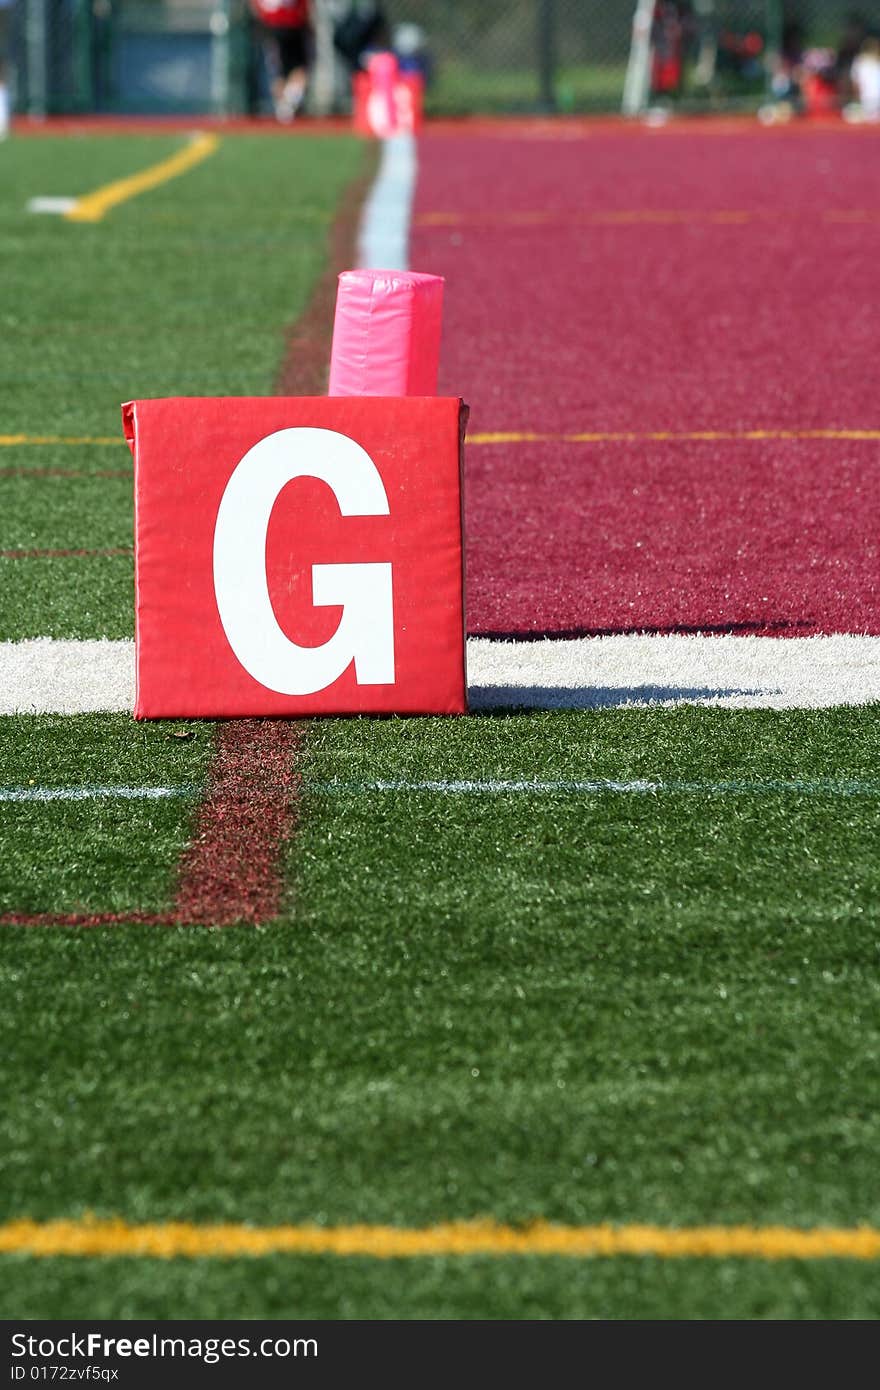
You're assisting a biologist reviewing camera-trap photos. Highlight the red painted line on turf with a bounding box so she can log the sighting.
[172,720,303,925]
[148,153,376,929]
[0,547,131,560]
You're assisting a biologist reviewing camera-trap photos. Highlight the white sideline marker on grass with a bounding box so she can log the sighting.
[26,197,78,215]
[3,634,880,714]
[312,778,880,797]
[0,785,192,802]
[358,132,417,270]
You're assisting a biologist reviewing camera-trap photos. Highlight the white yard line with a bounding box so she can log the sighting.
[3,634,880,715]
[312,778,880,796]
[358,132,417,270]
[26,197,78,216]
[2,777,876,802]
[0,785,192,802]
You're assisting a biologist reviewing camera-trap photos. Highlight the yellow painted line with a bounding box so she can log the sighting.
[416,209,766,227]
[1,1217,879,1261]
[467,431,547,445]
[5,429,877,451]
[467,429,880,446]
[418,209,880,229]
[591,210,760,225]
[0,435,122,447]
[711,211,753,223]
[64,133,220,224]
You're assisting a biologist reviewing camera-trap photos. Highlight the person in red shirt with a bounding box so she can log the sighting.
[251,0,313,122]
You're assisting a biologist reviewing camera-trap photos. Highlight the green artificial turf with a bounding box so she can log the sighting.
[3,1253,879,1320]
[0,470,132,549]
[1,134,361,433]
[0,554,135,640]
[0,468,134,638]
[1,707,879,1317]
[0,715,212,913]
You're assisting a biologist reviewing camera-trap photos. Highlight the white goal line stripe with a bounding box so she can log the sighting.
[467,633,880,710]
[359,132,417,271]
[2,634,880,714]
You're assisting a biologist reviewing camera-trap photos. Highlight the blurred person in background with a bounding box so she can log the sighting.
[835,10,868,101]
[847,34,880,119]
[715,27,764,83]
[759,19,805,122]
[650,1,693,99]
[0,0,12,138]
[393,21,432,85]
[799,46,839,116]
[771,18,805,102]
[333,0,388,76]
[251,0,313,122]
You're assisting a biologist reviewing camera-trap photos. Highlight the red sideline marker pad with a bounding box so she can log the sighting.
[125,396,467,718]
[352,52,424,137]
[328,271,444,398]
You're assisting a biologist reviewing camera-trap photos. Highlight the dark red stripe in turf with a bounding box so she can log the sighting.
[277,146,379,396]
[0,547,132,560]
[173,720,303,925]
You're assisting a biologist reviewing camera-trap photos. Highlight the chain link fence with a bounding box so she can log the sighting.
[407,0,880,114]
[8,1,880,116]
[10,0,247,115]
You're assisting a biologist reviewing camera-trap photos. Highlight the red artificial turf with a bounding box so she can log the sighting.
[464,437,880,637]
[412,127,880,636]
